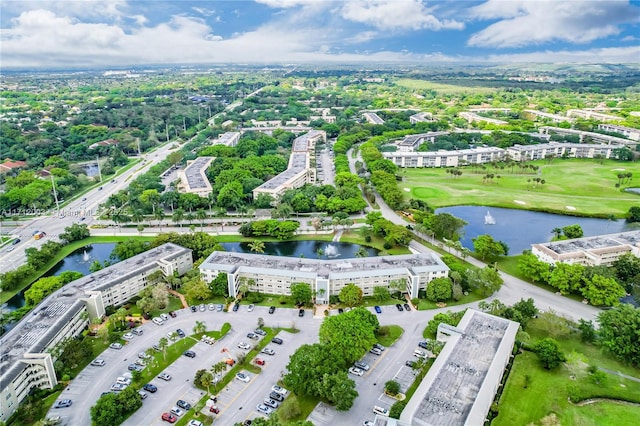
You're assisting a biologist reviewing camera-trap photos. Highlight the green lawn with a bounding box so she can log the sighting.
[403,159,640,218]
[376,325,404,347]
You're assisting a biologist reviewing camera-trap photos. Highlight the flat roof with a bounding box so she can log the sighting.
[0,243,190,387]
[401,310,519,426]
[183,156,214,190]
[534,230,640,255]
[385,146,504,158]
[200,251,448,280]
[507,142,619,152]
[215,132,240,146]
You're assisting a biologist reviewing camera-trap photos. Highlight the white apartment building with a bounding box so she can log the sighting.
[567,109,621,122]
[397,132,449,152]
[363,112,385,125]
[0,243,192,422]
[539,126,635,146]
[177,156,215,197]
[199,251,450,302]
[506,142,620,162]
[532,231,640,266]
[459,111,508,125]
[384,146,505,168]
[214,132,241,147]
[598,124,640,141]
[252,130,325,200]
[523,109,573,123]
[409,112,436,124]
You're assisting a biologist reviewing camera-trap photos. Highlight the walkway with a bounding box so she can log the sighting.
[169,289,189,309]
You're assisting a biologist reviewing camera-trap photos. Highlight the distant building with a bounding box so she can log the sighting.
[363,112,385,125]
[0,159,27,174]
[539,127,635,146]
[400,309,519,426]
[598,124,640,141]
[523,109,573,123]
[213,132,241,147]
[409,112,436,124]
[252,130,325,200]
[397,132,449,152]
[567,109,621,122]
[506,142,620,161]
[199,251,449,303]
[177,156,215,197]
[0,244,192,423]
[532,230,640,266]
[384,147,505,168]
[88,138,119,150]
[459,111,508,125]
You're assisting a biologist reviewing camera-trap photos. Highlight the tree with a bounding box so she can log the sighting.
[548,263,585,294]
[283,343,346,396]
[373,285,390,302]
[183,278,211,301]
[613,253,640,290]
[466,266,503,297]
[318,308,378,365]
[317,371,358,411]
[425,277,453,302]
[425,310,466,337]
[59,223,90,244]
[290,282,313,306]
[581,274,626,306]
[193,320,207,335]
[158,337,169,361]
[533,338,566,369]
[172,208,185,227]
[578,319,596,343]
[339,283,363,307]
[627,206,640,223]
[598,304,640,366]
[425,213,467,240]
[248,240,265,254]
[217,181,244,209]
[384,380,401,396]
[518,253,550,283]
[91,387,142,426]
[472,234,507,261]
[562,224,584,239]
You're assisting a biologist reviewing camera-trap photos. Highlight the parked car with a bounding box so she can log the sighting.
[254,358,265,366]
[188,421,203,426]
[237,342,251,350]
[170,407,185,417]
[414,349,427,359]
[190,306,197,313]
[138,390,148,399]
[271,337,283,345]
[405,360,416,368]
[354,361,370,371]
[338,308,344,314]
[256,404,273,415]
[158,373,172,381]
[199,304,206,312]
[160,313,170,321]
[161,413,177,423]
[247,304,255,312]
[176,329,186,338]
[235,373,250,383]
[261,347,275,356]
[254,329,267,336]
[208,303,215,311]
[395,303,404,312]
[374,306,382,314]
[143,383,158,393]
[169,311,178,318]
[138,352,151,359]
[263,398,279,409]
[373,343,385,351]
[209,405,220,414]
[373,406,389,416]
[53,400,72,409]
[116,377,131,386]
[183,350,196,358]
[217,304,224,312]
[269,391,284,402]
[247,332,259,340]
[268,306,276,314]
[370,347,382,356]
[404,303,411,311]
[110,383,127,392]
[90,358,105,366]
[132,327,144,336]
[271,385,288,396]
[418,340,430,350]
[122,332,135,340]
[109,342,123,350]
[11,239,21,245]
[128,363,144,372]
[349,367,364,376]
[298,309,305,317]
[232,303,240,312]
[152,317,164,325]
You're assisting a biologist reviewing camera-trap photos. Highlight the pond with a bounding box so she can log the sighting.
[435,206,634,254]
[2,240,377,312]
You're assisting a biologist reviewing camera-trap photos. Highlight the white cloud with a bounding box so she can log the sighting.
[485,46,640,63]
[340,0,463,31]
[468,0,640,47]
[2,0,128,20]
[254,0,310,8]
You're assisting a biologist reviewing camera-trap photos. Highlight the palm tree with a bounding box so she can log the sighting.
[207,192,216,215]
[199,370,214,395]
[211,361,228,392]
[248,240,265,254]
[154,209,164,231]
[185,212,195,226]
[131,208,144,226]
[355,247,368,258]
[272,202,293,221]
[237,279,249,299]
[172,208,185,228]
[196,209,207,232]
[193,320,207,335]
[162,191,180,213]
[551,227,562,239]
[158,337,169,361]
[317,288,326,304]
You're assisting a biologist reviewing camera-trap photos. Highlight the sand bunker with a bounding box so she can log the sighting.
[514,200,526,205]
[566,206,577,211]
[404,188,410,192]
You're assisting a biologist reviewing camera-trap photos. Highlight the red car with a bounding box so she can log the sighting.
[209,405,220,414]
[162,413,177,423]
[254,358,265,366]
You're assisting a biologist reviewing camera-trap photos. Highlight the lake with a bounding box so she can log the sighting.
[435,206,635,254]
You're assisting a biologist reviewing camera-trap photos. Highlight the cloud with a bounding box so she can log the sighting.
[340,0,464,31]
[468,0,640,47]
[254,0,310,8]
[485,46,640,63]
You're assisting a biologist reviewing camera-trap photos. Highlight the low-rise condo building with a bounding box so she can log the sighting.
[177,156,215,197]
[363,112,385,125]
[532,231,640,266]
[410,112,436,124]
[0,244,193,423]
[400,309,519,426]
[506,142,621,161]
[384,147,505,168]
[214,131,241,147]
[459,111,508,125]
[598,124,640,141]
[567,109,621,122]
[540,127,635,146]
[199,251,449,303]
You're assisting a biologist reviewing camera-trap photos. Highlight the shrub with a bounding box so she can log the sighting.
[389,400,407,419]
[385,380,401,396]
[365,235,372,243]
[383,242,393,250]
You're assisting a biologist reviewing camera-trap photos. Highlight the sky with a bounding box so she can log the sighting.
[1,0,639,69]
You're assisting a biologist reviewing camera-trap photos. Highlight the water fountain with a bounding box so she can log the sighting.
[82,250,90,262]
[324,244,340,258]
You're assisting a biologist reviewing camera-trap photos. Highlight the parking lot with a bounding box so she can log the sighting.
[47,303,439,426]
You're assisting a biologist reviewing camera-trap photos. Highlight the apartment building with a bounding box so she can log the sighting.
[567,109,621,122]
[384,146,505,168]
[397,132,449,152]
[506,142,620,161]
[532,231,640,266]
[459,111,508,126]
[0,244,192,422]
[539,127,635,146]
[199,251,449,302]
[363,112,385,125]
[400,310,519,426]
[409,112,436,124]
[523,109,573,123]
[214,132,241,147]
[252,130,325,200]
[177,156,215,197]
[598,124,640,141]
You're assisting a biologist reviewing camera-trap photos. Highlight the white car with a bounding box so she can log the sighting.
[122,332,134,340]
[110,383,127,392]
[188,421,203,426]
[237,342,251,350]
[91,359,105,367]
[158,373,172,381]
[271,385,288,395]
[247,304,255,312]
[235,373,250,383]
[170,407,184,417]
[116,377,131,386]
[256,404,273,415]
[373,405,389,416]
[109,342,123,350]
[414,349,427,359]
[349,367,364,376]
